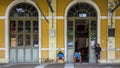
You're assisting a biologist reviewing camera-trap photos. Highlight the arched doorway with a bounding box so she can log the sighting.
[67,3,97,63]
[9,3,39,63]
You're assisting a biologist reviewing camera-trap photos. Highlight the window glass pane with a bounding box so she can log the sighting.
[25,34,31,47]
[9,3,39,49]
[10,34,16,47]
[91,21,96,30]
[67,21,73,33]
[16,8,25,17]
[33,34,38,47]
[18,21,23,33]
[18,34,23,46]
[79,13,87,17]
[91,21,97,40]
[33,21,38,33]
[68,11,74,17]
[67,3,97,17]
[70,7,76,13]
[9,3,38,17]
[67,21,74,47]
[33,12,38,16]
[25,21,31,33]
[10,21,16,32]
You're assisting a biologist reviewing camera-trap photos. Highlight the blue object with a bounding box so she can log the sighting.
[58,53,63,58]
[75,53,81,58]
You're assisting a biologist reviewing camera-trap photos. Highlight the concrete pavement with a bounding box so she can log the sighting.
[0,63,120,68]
[0,63,39,68]
[36,63,120,68]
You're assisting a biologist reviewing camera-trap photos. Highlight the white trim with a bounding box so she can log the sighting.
[100,16,120,19]
[2,15,120,20]
[0,16,6,19]
[64,0,101,62]
[0,48,5,50]
[40,48,64,50]
[100,59,120,63]
[0,58,8,63]
[39,15,42,63]
[0,16,64,19]
[101,16,108,19]
[5,0,41,63]
[41,16,64,19]
[102,48,120,51]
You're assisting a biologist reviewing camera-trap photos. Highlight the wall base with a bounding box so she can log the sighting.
[100,59,120,63]
[0,58,8,63]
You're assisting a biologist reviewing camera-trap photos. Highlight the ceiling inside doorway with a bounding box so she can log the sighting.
[75,20,88,38]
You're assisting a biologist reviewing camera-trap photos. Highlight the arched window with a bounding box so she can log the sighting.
[9,3,39,63]
[67,3,97,17]
[9,3,38,17]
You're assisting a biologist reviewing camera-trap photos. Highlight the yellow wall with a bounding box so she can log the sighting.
[36,0,49,16]
[100,19,107,59]
[116,7,120,16]
[101,51,107,59]
[41,50,49,58]
[0,20,5,48]
[115,19,120,59]
[41,19,49,48]
[0,0,12,16]
[57,0,72,16]
[56,19,64,48]
[41,50,49,62]
[101,19,107,48]
[115,19,120,48]
[93,0,107,16]
[0,50,5,58]
[115,51,120,59]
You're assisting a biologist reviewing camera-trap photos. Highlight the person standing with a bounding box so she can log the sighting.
[95,43,101,63]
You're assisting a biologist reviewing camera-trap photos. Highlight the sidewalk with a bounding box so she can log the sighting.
[0,63,39,68]
[0,63,120,68]
[35,63,120,68]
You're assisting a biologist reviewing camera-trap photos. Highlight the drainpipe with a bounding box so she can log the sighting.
[46,0,54,12]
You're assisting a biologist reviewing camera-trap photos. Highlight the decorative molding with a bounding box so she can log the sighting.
[101,16,108,19]
[0,48,5,50]
[0,58,8,63]
[100,59,120,63]
[37,16,65,19]
[0,16,64,19]
[101,16,120,19]
[0,16,6,19]
[102,48,120,51]
[40,48,64,50]
[2,15,120,20]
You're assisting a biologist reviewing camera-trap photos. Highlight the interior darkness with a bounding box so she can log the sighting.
[75,20,89,62]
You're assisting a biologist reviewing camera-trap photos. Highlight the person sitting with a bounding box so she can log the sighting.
[74,51,82,63]
[56,51,64,63]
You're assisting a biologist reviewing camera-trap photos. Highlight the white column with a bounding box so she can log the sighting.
[49,0,56,62]
[107,0,115,63]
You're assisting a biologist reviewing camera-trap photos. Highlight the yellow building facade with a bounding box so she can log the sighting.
[0,0,120,63]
